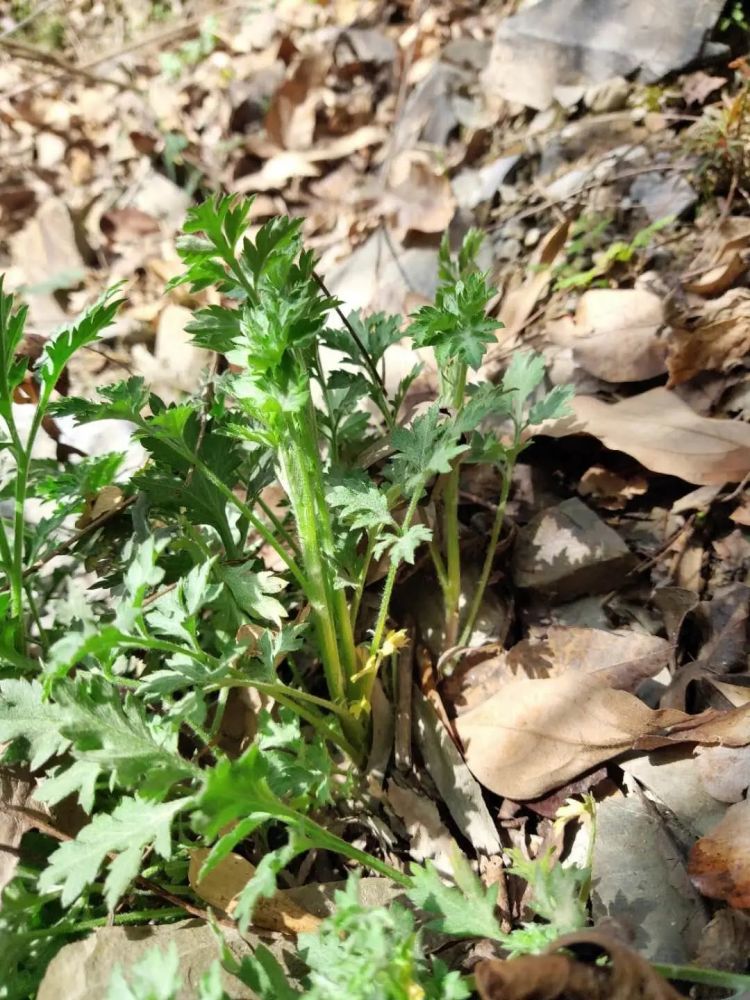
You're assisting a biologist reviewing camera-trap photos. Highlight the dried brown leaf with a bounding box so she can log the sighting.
[689,798,750,907]
[556,388,750,485]
[476,930,685,999]
[667,289,750,386]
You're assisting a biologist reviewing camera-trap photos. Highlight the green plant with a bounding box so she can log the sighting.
[0,211,744,995]
[552,213,674,291]
[159,16,218,80]
[686,67,750,192]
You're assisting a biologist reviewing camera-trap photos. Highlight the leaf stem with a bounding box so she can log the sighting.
[653,963,750,992]
[458,446,517,648]
[369,477,427,661]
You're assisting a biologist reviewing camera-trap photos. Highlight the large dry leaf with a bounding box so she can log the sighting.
[554,388,750,485]
[548,287,667,382]
[456,673,750,800]
[476,930,685,999]
[265,54,327,150]
[456,673,686,799]
[446,627,670,715]
[667,289,750,387]
[689,798,750,908]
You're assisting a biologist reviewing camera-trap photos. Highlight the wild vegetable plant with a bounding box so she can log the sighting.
[0,195,578,997]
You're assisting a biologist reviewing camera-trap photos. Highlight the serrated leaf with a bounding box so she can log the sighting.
[37,284,124,395]
[409,271,501,371]
[528,383,574,425]
[232,835,309,931]
[454,383,512,435]
[389,407,467,493]
[0,679,69,769]
[218,564,288,627]
[107,944,183,1000]
[408,856,504,941]
[380,523,432,565]
[39,796,189,909]
[327,478,394,533]
[51,376,149,424]
[501,351,545,415]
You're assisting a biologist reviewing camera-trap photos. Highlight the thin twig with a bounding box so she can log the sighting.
[0,37,129,90]
[312,270,388,395]
[0,0,62,40]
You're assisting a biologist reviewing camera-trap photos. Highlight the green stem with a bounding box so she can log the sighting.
[350,532,377,630]
[14,907,186,941]
[290,811,410,887]
[458,450,516,648]
[653,963,750,992]
[279,437,345,706]
[440,361,467,650]
[369,478,427,661]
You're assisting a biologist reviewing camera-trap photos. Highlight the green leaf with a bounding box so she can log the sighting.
[0,679,69,769]
[381,523,432,565]
[39,796,189,909]
[256,707,334,806]
[232,834,310,931]
[51,376,150,424]
[388,407,467,493]
[453,383,512,435]
[229,945,301,1000]
[107,944,183,1000]
[0,676,194,809]
[217,563,288,627]
[408,271,501,371]
[186,305,241,352]
[195,744,286,838]
[327,478,394,534]
[501,351,545,414]
[408,854,504,941]
[528,383,574,425]
[37,285,125,396]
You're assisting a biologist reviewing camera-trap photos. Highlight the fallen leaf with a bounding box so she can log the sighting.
[265,54,327,150]
[667,289,750,386]
[446,628,670,715]
[385,150,455,240]
[681,71,727,105]
[0,767,51,898]
[457,671,750,800]
[99,207,161,243]
[476,930,686,999]
[578,465,648,509]
[188,849,320,933]
[131,304,209,400]
[386,781,457,874]
[681,215,750,295]
[548,288,667,382]
[696,744,750,803]
[455,673,683,799]
[493,220,570,356]
[554,388,750,485]
[689,798,750,908]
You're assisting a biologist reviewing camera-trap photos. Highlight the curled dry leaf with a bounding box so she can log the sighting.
[667,289,750,387]
[681,216,750,295]
[548,288,667,383]
[0,767,51,898]
[550,388,750,485]
[689,798,750,908]
[475,930,685,1000]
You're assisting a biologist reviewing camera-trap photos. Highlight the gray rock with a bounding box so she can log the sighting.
[584,75,630,112]
[483,0,725,110]
[592,788,709,963]
[630,172,697,221]
[512,497,634,599]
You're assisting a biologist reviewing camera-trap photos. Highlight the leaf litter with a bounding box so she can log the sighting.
[2,0,750,997]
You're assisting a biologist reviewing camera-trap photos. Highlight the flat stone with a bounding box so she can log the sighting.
[483,0,725,110]
[630,172,697,221]
[512,497,634,599]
